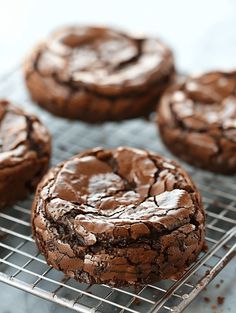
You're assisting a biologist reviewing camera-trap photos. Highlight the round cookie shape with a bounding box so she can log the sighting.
[32,147,205,286]
[0,100,51,208]
[24,26,175,122]
[157,71,236,174]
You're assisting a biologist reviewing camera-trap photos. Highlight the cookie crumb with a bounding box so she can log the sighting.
[217,296,224,305]
[215,283,220,288]
[204,296,210,303]
[133,297,141,305]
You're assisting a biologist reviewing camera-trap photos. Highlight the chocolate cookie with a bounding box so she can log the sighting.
[24,26,175,122]
[157,71,236,174]
[32,147,205,286]
[0,100,51,208]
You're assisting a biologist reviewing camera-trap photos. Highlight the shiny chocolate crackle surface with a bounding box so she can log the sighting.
[0,99,51,208]
[24,26,175,122]
[157,71,236,174]
[32,147,205,286]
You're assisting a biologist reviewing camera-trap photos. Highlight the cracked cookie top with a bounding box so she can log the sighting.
[160,71,236,148]
[27,26,174,96]
[0,100,50,168]
[33,147,204,246]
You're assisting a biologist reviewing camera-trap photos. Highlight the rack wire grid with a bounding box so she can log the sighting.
[0,67,235,313]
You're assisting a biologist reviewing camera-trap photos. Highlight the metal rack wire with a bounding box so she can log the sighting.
[0,68,235,313]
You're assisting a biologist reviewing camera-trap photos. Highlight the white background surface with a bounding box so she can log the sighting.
[0,0,235,312]
[1,0,236,73]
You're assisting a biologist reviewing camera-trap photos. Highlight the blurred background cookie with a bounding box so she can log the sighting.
[0,99,51,207]
[157,71,236,174]
[24,26,175,122]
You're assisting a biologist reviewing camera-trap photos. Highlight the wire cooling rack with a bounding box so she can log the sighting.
[0,68,235,313]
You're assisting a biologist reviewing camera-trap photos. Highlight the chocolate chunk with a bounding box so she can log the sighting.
[24,26,175,122]
[157,70,236,174]
[32,147,205,286]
